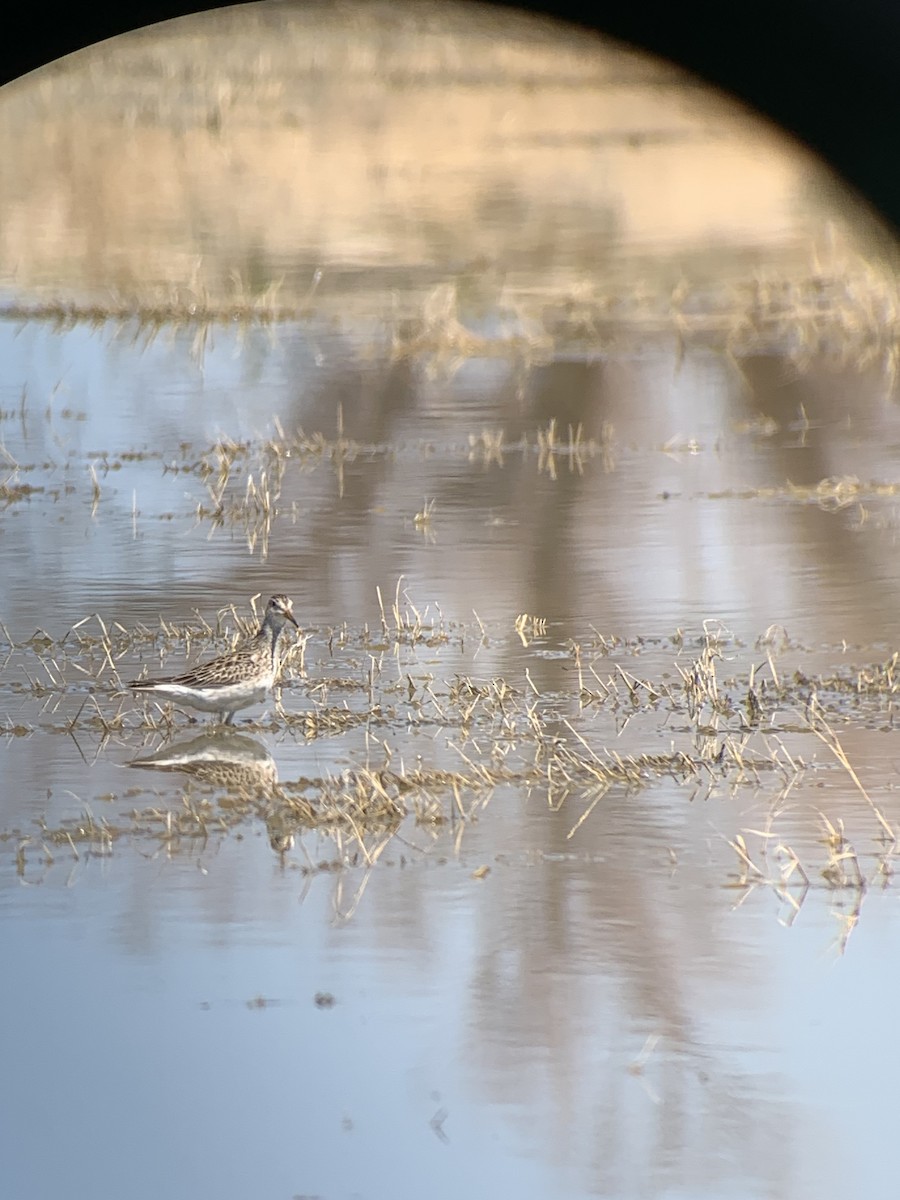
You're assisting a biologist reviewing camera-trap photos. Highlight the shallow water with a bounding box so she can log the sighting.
[2,777,898,1200]
[4,314,900,1199]
[3,5,900,1199]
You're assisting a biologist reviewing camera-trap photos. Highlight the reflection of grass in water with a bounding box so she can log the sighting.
[4,253,898,386]
[5,394,900,584]
[4,604,900,942]
[164,417,616,556]
[176,423,900,560]
[397,260,900,382]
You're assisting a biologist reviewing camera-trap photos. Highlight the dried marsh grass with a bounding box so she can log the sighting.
[4,592,900,934]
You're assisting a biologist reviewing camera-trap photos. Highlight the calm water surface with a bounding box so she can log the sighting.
[3,313,900,1200]
[1,785,896,1199]
[3,5,900,1199]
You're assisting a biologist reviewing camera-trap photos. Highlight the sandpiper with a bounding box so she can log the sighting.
[128,594,299,724]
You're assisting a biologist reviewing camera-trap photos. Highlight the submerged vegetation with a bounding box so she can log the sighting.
[2,280,900,950]
[2,301,900,945]
[2,584,900,945]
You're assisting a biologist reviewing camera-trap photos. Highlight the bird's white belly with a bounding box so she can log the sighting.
[150,679,271,713]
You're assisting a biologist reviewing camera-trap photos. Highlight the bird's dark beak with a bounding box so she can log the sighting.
[286,609,299,628]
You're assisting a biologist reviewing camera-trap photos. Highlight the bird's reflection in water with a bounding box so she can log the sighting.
[127,729,300,855]
[263,807,297,855]
[128,728,279,790]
